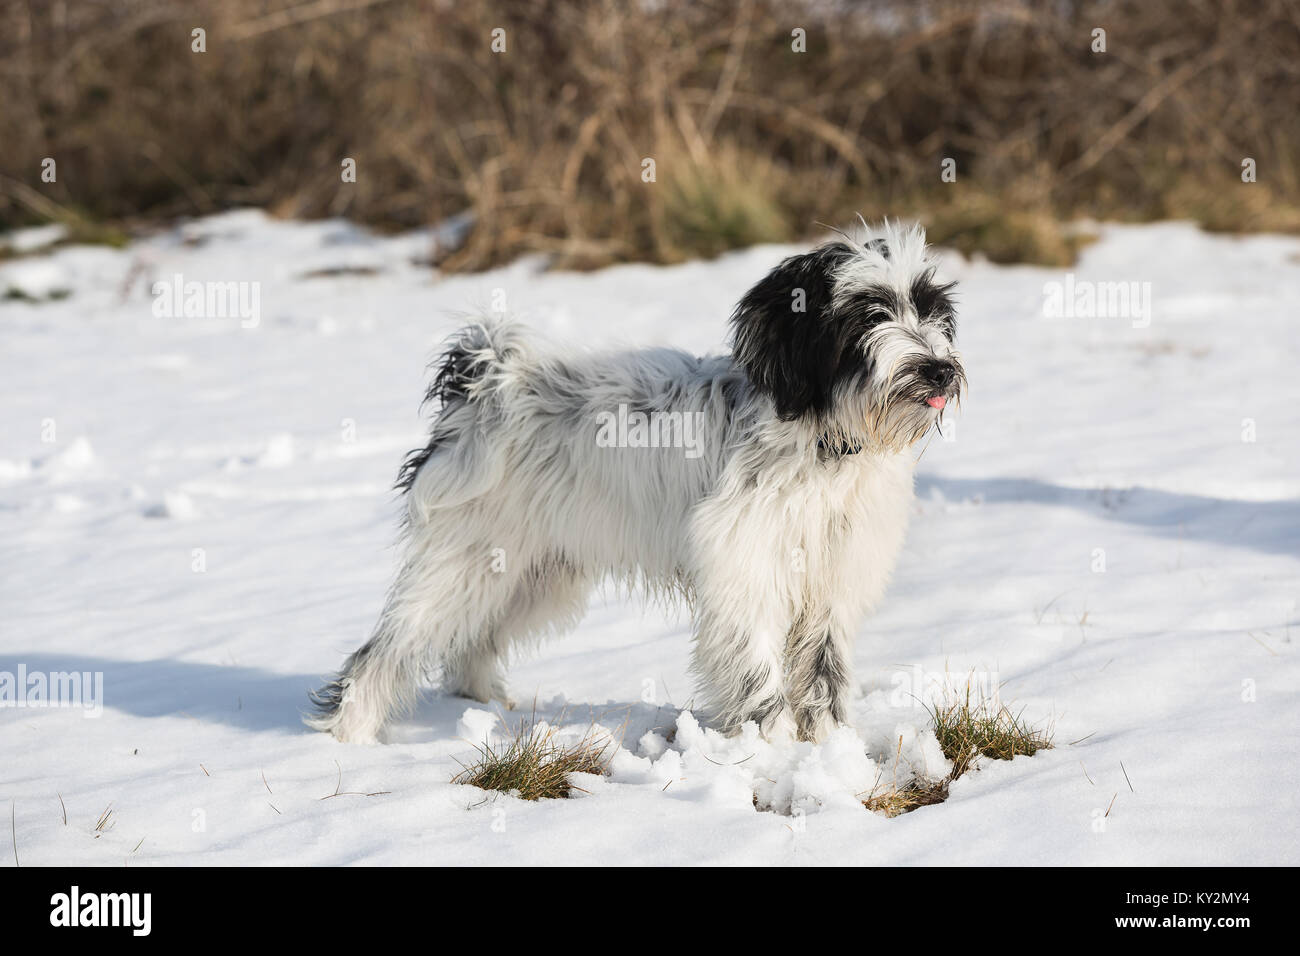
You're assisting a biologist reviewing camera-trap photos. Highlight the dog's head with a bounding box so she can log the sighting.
[729,221,964,451]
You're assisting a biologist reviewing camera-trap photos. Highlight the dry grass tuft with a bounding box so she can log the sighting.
[452,715,616,801]
[929,687,1055,780]
[920,191,1099,267]
[863,777,951,818]
[863,680,1054,817]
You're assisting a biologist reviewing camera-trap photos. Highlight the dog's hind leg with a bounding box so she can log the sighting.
[441,557,592,708]
[305,597,421,744]
[307,529,519,742]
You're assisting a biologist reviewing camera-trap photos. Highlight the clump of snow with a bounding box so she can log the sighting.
[256,433,295,468]
[606,709,947,816]
[143,491,200,520]
[43,437,96,479]
[0,223,68,255]
[455,708,499,744]
[49,494,87,513]
[1,258,72,301]
[0,458,33,482]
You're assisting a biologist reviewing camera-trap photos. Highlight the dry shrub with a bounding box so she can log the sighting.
[1,0,1297,268]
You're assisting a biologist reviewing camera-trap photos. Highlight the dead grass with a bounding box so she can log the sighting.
[929,686,1055,780]
[2,0,1297,267]
[919,191,1100,267]
[863,778,951,818]
[661,146,792,262]
[862,681,1054,817]
[452,713,616,801]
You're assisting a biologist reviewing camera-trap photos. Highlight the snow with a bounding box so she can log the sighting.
[1,210,1298,865]
[1,257,72,301]
[0,223,67,256]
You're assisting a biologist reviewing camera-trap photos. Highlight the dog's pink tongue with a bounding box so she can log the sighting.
[926,395,947,410]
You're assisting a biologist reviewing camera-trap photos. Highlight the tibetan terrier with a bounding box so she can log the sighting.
[309,221,964,744]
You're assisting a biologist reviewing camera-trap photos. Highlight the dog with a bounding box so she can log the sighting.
[308,221,963,744]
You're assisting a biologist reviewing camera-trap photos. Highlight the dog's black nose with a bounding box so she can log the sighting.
[920,359,956,391]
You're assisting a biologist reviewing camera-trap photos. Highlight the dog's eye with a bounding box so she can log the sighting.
[840,288,900,327]
[910,273,956,332]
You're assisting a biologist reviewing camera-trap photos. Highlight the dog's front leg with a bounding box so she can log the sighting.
[692,604,797,742]
[784,607,853,743]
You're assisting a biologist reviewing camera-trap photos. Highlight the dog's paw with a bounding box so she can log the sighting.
[491,680,517,711]
[304,710,382,745]
[759,708,798,745]
[443,677,515,711]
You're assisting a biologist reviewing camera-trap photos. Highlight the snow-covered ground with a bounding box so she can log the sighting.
[2,210,1297,865]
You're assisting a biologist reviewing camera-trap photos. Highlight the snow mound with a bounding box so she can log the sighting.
[455,708,499,744]
[1,258,72,300]
[256,433,295,468]
[596,708,948,816]
[43,437,96,479]
[0,223,68,255]
[0,458,33,482]
[143,491,200,520]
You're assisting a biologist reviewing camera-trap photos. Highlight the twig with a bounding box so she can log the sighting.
[1058,47,1225,182]
[1248,632,1279,656]
[320,759,388,799]
[699,0,752,142]
[1034,592,1066,625]
[1120,761,1134,793]
[228,0,402,40]
[319,791,391,800]
[699,752,756,767]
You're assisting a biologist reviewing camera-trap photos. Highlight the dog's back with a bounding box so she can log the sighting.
[401,320,747,583]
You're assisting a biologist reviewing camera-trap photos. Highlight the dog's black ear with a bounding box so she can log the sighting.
[729,242,855,420]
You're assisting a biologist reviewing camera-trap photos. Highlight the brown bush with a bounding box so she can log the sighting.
[1,0,1297,268]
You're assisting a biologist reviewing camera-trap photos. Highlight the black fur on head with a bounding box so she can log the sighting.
[729,235,959,424]
[729,242,860,420]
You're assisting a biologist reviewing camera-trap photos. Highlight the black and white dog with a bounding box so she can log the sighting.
[309,222,963,744]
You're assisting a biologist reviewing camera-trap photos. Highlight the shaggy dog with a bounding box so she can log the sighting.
[309,222,964,744]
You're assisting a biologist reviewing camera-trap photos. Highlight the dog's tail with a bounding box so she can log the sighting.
[395,318,529,516]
